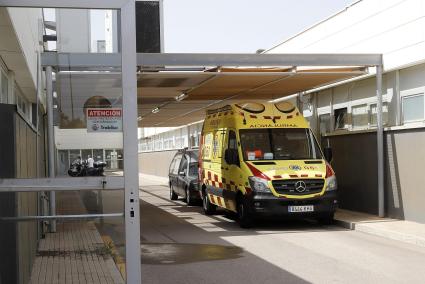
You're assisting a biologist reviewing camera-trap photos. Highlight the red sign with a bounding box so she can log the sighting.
[87,109,122,117]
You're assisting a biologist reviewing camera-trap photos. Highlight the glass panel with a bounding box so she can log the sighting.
[352,104,369,129]
[92,149,104,161]
[81,149,93,160]
[69,149,81,163]
[370,102,389,126]
[334,108,348,130]
[116,149,124,170]
[403,95,424,123]
[0,6,127,281]
[57,150,70,176]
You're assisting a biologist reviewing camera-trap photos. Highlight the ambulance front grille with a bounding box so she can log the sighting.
[272,179,324,195]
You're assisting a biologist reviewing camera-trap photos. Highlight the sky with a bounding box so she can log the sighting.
[44,0,355,53]
[163,0,355,53]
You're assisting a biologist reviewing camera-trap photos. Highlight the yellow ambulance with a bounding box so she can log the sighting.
[199,102,338,228]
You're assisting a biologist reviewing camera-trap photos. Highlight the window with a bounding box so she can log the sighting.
[172,154,182,175]
[239,128,322,161]
[179,156,188,175]
[69,150,81,163]
[202,133,213,160]
[169,159,176,174]
[319,113,331,135]
[370,103,388,126]
[403,94,424,123]
[228,130,237,150]
[334,108,348,130]
[212,130,226,159]
[1,71,8,103]
[352,104,369,129]
[81,149,93,160]
[93,149,104,161]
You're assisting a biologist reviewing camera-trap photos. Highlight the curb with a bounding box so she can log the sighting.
[335,218,425,248]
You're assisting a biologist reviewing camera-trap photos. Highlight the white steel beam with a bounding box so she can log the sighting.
[41,53,122,68]
[0,213,124,221]
[41,52,382,69]
[0,176,125,192]
[0,0,127,9]
[121,1,142,283]
[138,53,383,67]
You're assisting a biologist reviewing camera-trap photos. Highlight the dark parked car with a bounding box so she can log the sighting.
[168,148,201,205]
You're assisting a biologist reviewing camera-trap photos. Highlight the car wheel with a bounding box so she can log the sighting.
[318,212,335,225]
[237,197,252,228]
[185,187,194,206]
[202,191,216,215]
[170,184,178,200]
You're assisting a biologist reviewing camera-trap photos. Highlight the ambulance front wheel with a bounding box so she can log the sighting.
[237,196,253,229]
[202,190,216,215]
[318,212,335,225]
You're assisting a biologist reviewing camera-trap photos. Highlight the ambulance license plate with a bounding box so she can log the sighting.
[288,205,314,213]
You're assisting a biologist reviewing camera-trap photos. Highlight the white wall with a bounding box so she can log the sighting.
[7,8,43,101]
[55,127,123,149]
[268,0,425,71]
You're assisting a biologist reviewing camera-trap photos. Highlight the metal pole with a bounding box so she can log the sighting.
[121,1,142,282]
[376,64,384,217]
[46,66,56,232]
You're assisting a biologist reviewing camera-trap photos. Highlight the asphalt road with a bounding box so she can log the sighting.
[140,184,425,284]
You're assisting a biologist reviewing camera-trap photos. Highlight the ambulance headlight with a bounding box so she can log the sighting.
[248,176,271,193]
[325,175,337,191]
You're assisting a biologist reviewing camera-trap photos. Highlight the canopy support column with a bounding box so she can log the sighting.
[46,65,56,233]
[121,1,142,282]
[376,63,384,218]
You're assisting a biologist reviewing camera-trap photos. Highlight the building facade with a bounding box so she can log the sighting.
[139,0,425,224]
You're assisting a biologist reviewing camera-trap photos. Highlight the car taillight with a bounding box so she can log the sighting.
[325,163,335,178]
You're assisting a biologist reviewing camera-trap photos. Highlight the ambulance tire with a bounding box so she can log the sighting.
[202,190,216,215]
[318,212,335,225]
[170,185,178,200]
[237,196,253,229]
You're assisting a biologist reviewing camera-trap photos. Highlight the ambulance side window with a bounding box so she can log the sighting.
[228,130,237,150]
[226,130,240,166]
[202,133,213,160]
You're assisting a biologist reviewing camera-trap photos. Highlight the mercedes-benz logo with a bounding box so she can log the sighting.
[295,181,307,193]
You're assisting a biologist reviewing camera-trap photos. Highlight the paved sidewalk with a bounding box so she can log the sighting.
[29,191,124,284]
[335,209,425,248]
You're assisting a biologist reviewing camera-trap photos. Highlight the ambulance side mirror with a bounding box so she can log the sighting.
[324,147,333,163]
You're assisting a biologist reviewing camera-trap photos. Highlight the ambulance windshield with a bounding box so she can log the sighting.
[239,128,322,161]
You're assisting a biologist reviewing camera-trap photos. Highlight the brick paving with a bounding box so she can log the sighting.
[29,192,124,284]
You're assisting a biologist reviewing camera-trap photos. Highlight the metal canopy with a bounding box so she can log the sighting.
[41,52,378,127]
[134,53,380,127]
[40,53,378,128]
[138,68,366,126]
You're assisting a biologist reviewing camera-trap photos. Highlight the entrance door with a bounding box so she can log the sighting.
[222,129,240,211]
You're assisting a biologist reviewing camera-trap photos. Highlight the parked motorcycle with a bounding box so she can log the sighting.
[68,158,107,177]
